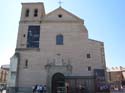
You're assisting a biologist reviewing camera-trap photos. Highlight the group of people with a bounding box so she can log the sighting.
[32,85,47,93]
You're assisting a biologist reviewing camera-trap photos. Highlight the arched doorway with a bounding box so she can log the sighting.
[52,73,65,93]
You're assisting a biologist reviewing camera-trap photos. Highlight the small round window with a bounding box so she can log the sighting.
[58,14,62,18]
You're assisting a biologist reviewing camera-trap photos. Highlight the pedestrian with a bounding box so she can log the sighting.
[43,85,47,93]
[32,85,37,93]
[0,86,3,93]
[36,85,40,93]
[39,85,43,93]
[79,84,85,93]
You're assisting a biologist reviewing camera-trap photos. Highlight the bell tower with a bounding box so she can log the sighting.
[20,2,45,21]
[16,3,45,49]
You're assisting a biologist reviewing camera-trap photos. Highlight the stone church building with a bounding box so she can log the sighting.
[7,2,107,93]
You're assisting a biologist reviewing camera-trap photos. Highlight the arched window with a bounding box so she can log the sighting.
[24,59,28,68]
[56,34,63,45]
[34,9,38,17]
[25,9,29,17]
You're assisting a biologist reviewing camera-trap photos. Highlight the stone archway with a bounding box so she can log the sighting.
[52,73,65,93]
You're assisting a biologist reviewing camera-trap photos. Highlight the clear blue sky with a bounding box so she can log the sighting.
[0,0,125,68]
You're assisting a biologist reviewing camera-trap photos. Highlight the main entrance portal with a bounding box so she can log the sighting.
[52,73,65,93]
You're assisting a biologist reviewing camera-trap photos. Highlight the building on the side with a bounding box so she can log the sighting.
[1,65,9,71]
[107,66,125,90]
[0,65,9,89]
[7,2,107,93]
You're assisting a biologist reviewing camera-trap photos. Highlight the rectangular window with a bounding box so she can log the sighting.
[27,26,40,48]
[24,59,28,69]
[88,66,91,71]
[34,9,38,17]
[56,35,63,45]
[25,9,29,17]
[87,54,91,58]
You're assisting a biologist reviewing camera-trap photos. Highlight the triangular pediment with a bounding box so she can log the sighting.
[42,7,84,23]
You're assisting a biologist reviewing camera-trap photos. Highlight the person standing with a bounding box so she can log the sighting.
[79,84,85,93]
[39,85,43,93]
[36,85,40,93]
[32,85,37,93]
[0,86,3,93]
[43,85,47,93]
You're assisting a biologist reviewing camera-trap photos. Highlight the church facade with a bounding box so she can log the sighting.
[7,2,107,93]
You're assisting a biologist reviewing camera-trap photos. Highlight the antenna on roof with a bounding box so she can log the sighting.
[58,0,63,7]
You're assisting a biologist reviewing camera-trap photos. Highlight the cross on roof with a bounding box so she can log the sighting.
[58,0,63,7]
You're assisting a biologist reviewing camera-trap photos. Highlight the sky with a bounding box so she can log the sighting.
[0,0,125,68]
